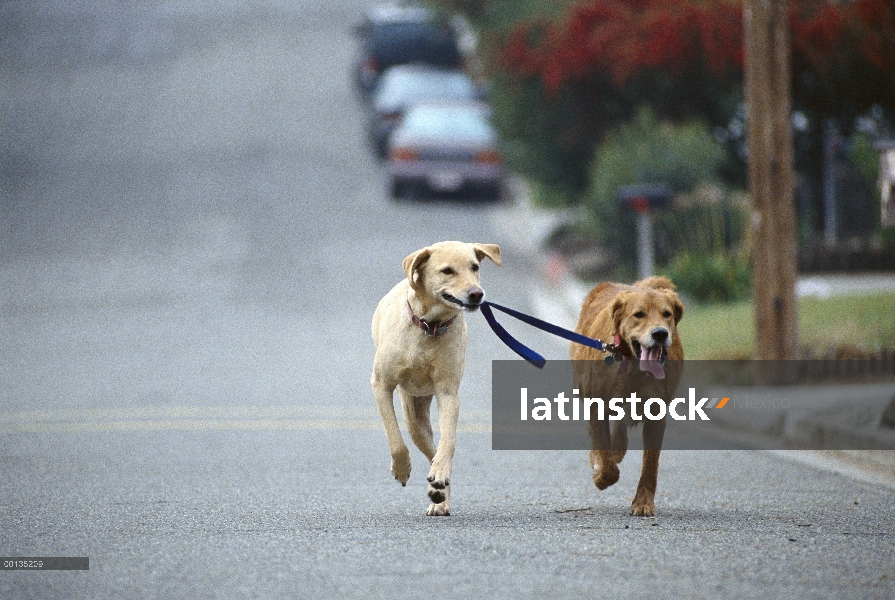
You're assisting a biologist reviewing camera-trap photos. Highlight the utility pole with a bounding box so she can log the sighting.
[744,0,798,362]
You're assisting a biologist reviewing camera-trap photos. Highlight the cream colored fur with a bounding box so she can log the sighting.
[371,241,501,516]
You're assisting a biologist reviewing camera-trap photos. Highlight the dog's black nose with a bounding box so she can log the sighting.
[651,328,669,343]
[467,288,484,305]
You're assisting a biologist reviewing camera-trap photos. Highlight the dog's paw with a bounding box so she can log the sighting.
[427,484,448,504]
[592,464,619,490]
[426,475,449,488]
[391,449,411,486]
[426,502,451,516]
[426,466,450,491]
[629,502,656,517]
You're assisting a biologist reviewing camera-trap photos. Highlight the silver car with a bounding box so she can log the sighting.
[369,65,481,158]
[386,101,504,199]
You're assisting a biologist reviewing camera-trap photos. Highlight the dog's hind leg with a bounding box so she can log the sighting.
[588,420,619,490]
[371,375,411,486]
[630,418,667,517]
[401,392,436,461]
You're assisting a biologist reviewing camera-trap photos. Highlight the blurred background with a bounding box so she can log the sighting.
[428,0,895,358]
[3,0,895,369]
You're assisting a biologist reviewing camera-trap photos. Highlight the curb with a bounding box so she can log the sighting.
[703,386,895,459]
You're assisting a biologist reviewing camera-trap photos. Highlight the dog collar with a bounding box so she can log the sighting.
[613,334,630,373]
[407,299,456,337]
[613,334,630,357]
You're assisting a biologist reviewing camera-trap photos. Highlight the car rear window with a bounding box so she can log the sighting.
[402,106,493,140]
[376,70,477,108]
[370,22,460,68]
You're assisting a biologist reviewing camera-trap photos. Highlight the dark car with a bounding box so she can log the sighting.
[386,101,505,199]
[353,3,462,99]
[368,65,480,157]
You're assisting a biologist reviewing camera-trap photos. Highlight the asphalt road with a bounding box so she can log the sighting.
[1,2,894,598]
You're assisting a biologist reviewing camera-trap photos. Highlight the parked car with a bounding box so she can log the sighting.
[353,3,462,99]
[369,65,480,157]
[386,101,505,199]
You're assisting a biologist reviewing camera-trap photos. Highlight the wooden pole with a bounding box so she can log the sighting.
[744,0,798,362]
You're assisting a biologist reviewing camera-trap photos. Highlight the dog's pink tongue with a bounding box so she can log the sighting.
[640,346,665,379]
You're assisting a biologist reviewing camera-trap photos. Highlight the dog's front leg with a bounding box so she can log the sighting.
[426,391,459,516]
[588,419,619,490]
[610,420,629,464]
[630,417,667,516]
[371,376,411,486]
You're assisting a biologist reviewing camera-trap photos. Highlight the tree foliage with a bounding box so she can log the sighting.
[492,0,895,199]
[501,0,743,98]
[792,0,895,125]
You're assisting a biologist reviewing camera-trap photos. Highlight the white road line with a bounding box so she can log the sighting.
[0,406,493,435]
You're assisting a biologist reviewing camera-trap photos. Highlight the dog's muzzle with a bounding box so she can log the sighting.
[442,292,483,311]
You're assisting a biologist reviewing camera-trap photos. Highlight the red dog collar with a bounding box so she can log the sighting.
[407,299,456,337]
[614,334,630,373]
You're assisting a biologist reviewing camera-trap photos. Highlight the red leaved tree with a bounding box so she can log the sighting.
[792,0,895,125]
[495,0,895,196]
[502,0,743,97]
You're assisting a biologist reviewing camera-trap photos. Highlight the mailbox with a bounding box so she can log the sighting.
[617,183,672,213]
[616,183,671,279]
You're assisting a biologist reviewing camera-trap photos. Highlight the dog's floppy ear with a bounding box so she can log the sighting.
[402,247,431,290]
[666,290,684,325]
[611,291,632,333]
[473,243,501,266]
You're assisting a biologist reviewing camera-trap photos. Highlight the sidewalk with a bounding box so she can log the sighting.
[489,179,895,477]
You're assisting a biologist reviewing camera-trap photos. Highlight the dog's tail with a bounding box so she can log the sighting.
[635,275,676,291]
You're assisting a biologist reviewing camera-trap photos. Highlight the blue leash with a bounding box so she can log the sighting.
[478,300,609,368]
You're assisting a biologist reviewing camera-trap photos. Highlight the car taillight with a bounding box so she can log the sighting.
[362,56,379,75]
[475,149,502,165]
[389,147,420,162]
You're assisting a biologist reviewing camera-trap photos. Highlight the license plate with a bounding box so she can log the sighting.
[429,171,463,191]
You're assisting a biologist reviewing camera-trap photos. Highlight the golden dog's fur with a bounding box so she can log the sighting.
[371,241,501,516]
[571,276,684,516]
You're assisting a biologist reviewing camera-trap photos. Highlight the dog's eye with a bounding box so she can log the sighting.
[441,267,454,275]
[633,311,645,319]
[663,310,672,318]
[471,263,479,272]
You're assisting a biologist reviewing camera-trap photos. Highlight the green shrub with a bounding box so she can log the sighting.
[655,193,749,256]
[663,251,751,304]
[583,107,727,264]
[656,195,752,303]
[849,132,879,189]
[488,72,598,203]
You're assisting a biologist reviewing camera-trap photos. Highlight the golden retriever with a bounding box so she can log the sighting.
[570,276,684,516]
[371,241,501,516]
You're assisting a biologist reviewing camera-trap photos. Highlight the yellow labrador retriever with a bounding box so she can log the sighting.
[371,241,501,516]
